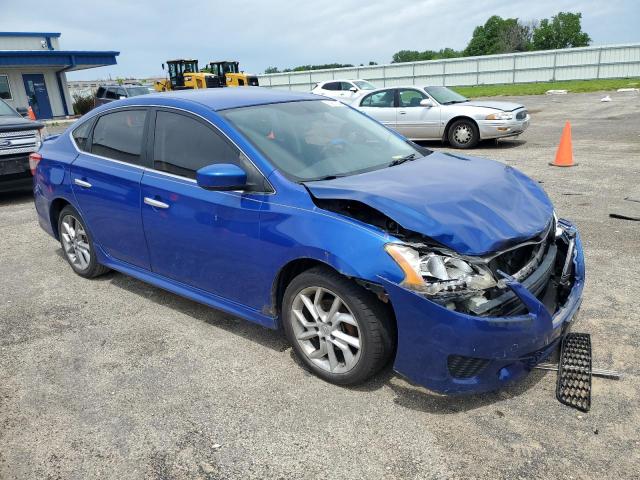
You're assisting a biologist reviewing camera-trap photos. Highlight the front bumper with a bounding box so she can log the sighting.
[382,221,585,394]
[0,154,32,192]
[478,115,530,139]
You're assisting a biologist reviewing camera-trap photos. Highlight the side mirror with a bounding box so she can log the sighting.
[196,163,247,191]
[349,86,358,93]
[420,99,434,107]
[16,107,28,117]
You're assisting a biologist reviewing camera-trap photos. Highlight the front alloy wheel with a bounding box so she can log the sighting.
[283,266,395,385]
[291,286,362,374]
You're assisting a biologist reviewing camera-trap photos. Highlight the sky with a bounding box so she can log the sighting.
[2,0,639,80]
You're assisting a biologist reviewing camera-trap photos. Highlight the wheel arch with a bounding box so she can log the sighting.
[270,257,396,335]
[442,115,480,141]
[49,197,72,240]
[271,258,341,319]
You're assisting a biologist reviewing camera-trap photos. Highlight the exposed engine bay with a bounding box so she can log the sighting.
[313,197,576,317]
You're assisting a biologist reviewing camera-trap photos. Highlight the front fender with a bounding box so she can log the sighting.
[257,195,406,311]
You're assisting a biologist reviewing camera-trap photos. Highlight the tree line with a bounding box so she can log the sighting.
[264,11,591,73]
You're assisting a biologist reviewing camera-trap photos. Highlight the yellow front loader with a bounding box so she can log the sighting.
[154,59,218,92]
[207,61,259,87]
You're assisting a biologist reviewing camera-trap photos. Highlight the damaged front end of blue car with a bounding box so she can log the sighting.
[381,218,584,394]
[307,153,585,394]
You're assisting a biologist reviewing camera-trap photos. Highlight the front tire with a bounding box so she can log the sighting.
[448,119,479,149]
[58,205,109,278]
[282,266,394,385]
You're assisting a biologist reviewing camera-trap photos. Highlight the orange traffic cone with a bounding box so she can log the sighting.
[27,105,36,120]
[549,121,577,167]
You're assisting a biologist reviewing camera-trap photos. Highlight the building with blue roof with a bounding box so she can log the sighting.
[0,32,119,119]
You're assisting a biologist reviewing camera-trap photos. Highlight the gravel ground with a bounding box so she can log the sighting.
[1,90,639,479]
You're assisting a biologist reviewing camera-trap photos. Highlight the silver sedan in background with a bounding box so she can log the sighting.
[352,86,530,148]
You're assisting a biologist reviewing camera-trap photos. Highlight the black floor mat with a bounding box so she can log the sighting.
[556,333,592,412]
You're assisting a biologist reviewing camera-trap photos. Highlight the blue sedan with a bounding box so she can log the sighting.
[32,88,584,394]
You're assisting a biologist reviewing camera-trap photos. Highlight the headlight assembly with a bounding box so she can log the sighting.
[385,243,497,296]
[485,112,513,120]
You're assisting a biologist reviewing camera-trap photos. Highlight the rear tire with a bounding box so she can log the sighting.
[448,119,479,149]
[282,266,395,385]
[58,205,109,279]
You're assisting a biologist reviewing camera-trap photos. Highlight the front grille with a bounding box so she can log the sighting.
[0,129,39,156]
[516,110,528,120]
[447,355,490,379]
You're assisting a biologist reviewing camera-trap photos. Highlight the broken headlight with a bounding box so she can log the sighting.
[385,244,496,296]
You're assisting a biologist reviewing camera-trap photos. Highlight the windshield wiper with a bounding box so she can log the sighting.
[442,100,468,105]
[389,153,418,167]
[307,173,347,182]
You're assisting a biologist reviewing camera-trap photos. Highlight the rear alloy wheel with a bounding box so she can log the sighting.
[283,266,394,385]
[448,119,479,149]
[58,205,109,278]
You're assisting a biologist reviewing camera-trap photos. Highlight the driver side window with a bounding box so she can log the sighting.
[398,89,427,108]
[152,110,266,190]
[361,90,395,108]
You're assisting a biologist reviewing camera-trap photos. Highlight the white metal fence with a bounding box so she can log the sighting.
[258,43,640,91]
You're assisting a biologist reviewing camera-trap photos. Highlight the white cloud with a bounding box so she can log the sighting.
[1,0,637,79]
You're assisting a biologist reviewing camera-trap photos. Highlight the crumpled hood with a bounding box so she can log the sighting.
[454,100,524,112]
[305,152,553,256]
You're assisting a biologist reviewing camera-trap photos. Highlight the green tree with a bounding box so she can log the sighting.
[464,15,527,56]
[532,12,591,50]
[264,66,280,74]
[392,50,423,63]
[392,48,461,63]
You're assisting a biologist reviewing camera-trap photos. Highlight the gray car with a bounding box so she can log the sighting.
[352,85,530,148]
[93,84,152,109]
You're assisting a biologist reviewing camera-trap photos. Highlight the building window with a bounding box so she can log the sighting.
[0,75,12,100]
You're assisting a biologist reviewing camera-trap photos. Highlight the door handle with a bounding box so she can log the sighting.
[144,197,169,209]
[399,111,407,115]
[74,178,92,188]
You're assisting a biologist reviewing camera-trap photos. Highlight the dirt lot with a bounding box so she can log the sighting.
[1,91,639,479]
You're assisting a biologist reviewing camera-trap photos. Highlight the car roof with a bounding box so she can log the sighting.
[119,87,322,111]
[321,79,355,84]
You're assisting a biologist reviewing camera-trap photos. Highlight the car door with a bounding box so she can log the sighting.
[140,109,270,308]
[357,89,397,128]
[338,81,357,101]
[69,108,151,269]
[396,88,441,139]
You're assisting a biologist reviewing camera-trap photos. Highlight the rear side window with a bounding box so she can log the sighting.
[152,111,264,189]
[96,87,106,98]
[153,111,241,179]
[323,82,340,91]
[91,110,147,164]
[72,120,93,152]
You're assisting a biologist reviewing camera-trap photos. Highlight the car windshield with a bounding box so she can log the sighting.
[0,99,18,116]
[125,86,152,97]
[221,100,423,182]
[424,86,468,105]
[354,80,376,90]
